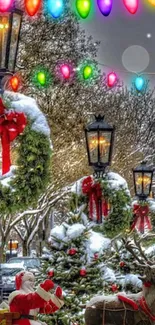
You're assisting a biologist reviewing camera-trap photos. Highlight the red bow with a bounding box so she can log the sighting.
[82,176,109,222]
[131,204,151,233]
[144,281,152,288]
[0,98,27,175]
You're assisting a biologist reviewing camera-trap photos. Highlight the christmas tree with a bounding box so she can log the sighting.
[38,171,146,325]
[38,208,107,325]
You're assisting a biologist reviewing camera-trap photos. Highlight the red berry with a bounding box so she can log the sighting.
[79,268,87,276]
[48,269,54,277]
[94,253,99,260]
[68,248,77,255]
[111,284,118,292]
[120,261,125,267]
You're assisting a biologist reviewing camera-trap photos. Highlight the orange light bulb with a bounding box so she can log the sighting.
[25,0,41,16]
[10,76,20,92]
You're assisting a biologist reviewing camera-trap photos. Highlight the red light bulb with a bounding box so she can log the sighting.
[107,72,117,87]
[60,64,70,79]
[0,0,12,12]
[123,0,138,14]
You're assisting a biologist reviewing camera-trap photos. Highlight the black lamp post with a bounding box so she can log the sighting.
[0,1,22,302]
[85,115,115,178]
[133,161,154,200]
[0,1,22,93]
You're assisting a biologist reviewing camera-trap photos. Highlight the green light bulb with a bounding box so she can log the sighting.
[37,72,46,86]
[83,65,93,80]
[76,0,91,19]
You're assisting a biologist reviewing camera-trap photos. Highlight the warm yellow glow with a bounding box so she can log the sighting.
[136,175,151,186]
[8,240,18,250]
[0,23,9,29]
[148,0,155,6]
[89,136,110,150]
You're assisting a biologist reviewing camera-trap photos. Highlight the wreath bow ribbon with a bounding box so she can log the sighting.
[131,204,151,233]
[82,176,108,222]
[0,98,27,175]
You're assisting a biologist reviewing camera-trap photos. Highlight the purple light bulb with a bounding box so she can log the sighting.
[97,0,112,16]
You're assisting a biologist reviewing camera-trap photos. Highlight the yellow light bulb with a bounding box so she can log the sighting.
[148,0,155,5]
[136,175,150,186]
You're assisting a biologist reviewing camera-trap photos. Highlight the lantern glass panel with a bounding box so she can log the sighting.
[0,14,9,68]
[135,172,142,196]
[87,131,98,163]
[99,131,111,164]
[8,12,21,71]
[135,172,151,196]
[143,172,152,196]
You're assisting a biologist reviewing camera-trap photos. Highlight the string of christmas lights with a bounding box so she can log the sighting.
[1,0,155,18]
[8,59,155,93]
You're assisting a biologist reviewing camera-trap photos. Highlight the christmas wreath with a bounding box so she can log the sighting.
[0,91,51,213]
[72,172,132,237]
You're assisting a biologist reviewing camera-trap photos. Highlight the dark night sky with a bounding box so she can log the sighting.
[82,0,155,87]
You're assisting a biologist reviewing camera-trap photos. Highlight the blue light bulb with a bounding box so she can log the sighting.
[135,76,145,91]
[47,0,64,18]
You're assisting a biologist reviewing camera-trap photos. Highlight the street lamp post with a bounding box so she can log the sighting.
[0,0,22,302]
[85,115,115,223]
[133,161,154,200]
[0,0,22,93]
[85,114,115,178]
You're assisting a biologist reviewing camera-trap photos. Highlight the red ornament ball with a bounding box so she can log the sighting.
[68,248,77,256]
[47,269,54,277]
[94,253,99,260]
[111,284,118,292]
[120,261,125,268]
[79,268,87,277]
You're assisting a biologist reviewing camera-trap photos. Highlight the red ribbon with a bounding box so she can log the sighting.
[118,294,155,321]
[82,176,109,222]
[139,296,155,321]
[131,204,151,233]
[0,98,27,175]
[102,199,110,218]
[117,294,139,310]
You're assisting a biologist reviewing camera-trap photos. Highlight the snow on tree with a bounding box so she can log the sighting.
[38,172,150,325]
[13,1,155,192]
[0,183,70,260]
[39,210,110,325]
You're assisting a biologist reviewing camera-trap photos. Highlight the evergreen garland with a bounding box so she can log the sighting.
[100,180,132,237]
[0,122,51,214]
[74,174,132,237]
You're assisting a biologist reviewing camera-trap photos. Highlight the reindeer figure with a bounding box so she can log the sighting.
[85,234,155,325]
